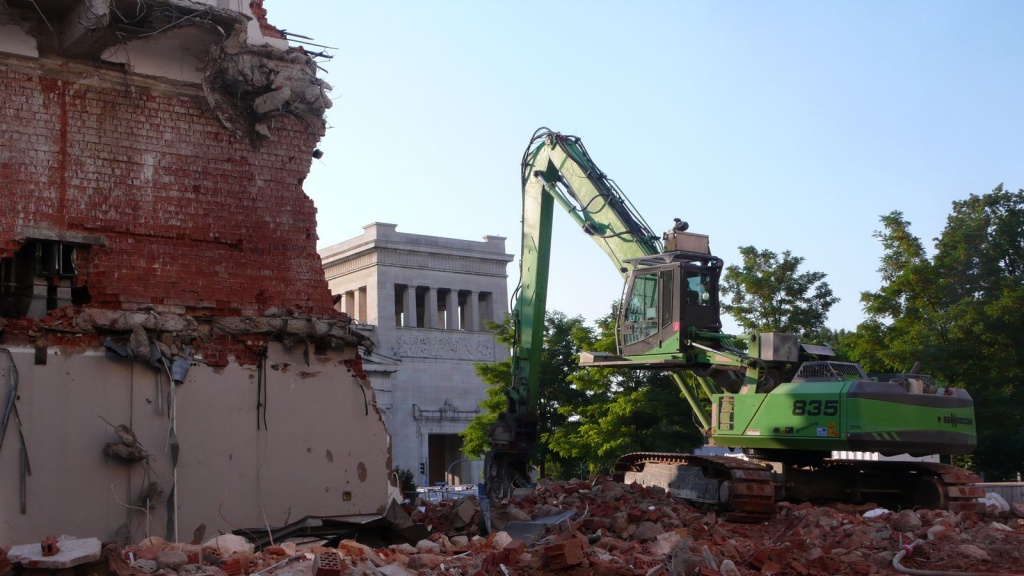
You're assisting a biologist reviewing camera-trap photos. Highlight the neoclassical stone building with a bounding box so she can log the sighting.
[319,223,513,487]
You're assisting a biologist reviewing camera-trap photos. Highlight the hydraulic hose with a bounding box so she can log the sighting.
[893,540,1024,576]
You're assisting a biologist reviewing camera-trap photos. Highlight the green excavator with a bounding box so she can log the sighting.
[484,128,982,521]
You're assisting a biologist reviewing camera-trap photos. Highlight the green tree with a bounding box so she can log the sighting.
[463,305,706,481]
[459,317,516,460]
[852,185,1024,479]
[547,308,705,476]
[801,326,856,361]
[846,211,949,374]
[461,311,593,479]
[720,246,839,336]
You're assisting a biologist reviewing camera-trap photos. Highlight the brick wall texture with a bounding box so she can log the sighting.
[0,57,336,317]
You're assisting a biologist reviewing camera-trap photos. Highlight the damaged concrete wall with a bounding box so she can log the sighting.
[0,341,392,543]
[0,0,394,544]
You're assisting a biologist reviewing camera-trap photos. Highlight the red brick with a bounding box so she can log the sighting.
[312,550,342,576]
[542,538,586,569]
[0,57,336,320]
[40,535,59,557]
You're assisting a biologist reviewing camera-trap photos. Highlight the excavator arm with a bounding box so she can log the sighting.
[485,129,981,520]
[484,129,665,499]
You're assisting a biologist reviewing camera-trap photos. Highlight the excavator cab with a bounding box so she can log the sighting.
[619,230,724,357]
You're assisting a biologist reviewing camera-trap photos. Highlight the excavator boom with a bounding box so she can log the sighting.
[485,129,665,498]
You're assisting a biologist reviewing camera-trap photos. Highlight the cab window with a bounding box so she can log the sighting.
[625,273,659,344]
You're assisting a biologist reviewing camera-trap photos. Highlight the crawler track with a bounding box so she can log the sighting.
[613,452,776,523]
[788,459,986,514]
[613,454,985,523]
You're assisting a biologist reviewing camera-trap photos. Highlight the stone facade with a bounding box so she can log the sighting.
[320,223,513,487]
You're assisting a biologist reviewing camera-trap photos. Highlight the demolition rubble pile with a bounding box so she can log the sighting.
[3,478,1022,576]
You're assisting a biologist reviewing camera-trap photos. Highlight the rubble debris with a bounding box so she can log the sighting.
[5,478,1023,576]
[1,0,324,143]
[980,491,1012,514]
[102,423,150,463]
[3,304,373,370]
[204,26,332,142]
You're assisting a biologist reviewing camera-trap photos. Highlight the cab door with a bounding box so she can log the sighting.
[620,265,677,356]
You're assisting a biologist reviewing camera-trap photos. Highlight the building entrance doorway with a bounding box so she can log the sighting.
[428,433,466,485]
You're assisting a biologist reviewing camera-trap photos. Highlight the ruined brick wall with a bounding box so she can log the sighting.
[249,0,285,40]
[0,56,335,318]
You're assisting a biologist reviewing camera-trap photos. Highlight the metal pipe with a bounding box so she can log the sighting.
[669,372,712,431]
[892,540,1024,576]
[445,458,482,487]
[690,372,717,399]
[0,348,19,450]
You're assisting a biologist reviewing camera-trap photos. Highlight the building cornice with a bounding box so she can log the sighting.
[324,247,510,280]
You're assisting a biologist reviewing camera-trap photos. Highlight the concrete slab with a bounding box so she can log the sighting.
[9,536,102,569]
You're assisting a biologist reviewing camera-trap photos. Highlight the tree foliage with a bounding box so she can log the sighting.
[850,185,1024,479]
[546,307,705,477]
[463,306,705,481]
[720,246,839,336]
[801,326,856,361]
[461,311,593,479]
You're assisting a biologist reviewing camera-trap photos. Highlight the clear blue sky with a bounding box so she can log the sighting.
[266,1,1024,332]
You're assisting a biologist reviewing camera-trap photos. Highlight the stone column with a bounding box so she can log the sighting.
[354,288,366,323]
[424,287,438,328]
[467,290,480,331]
[445,290,458,330]
[480,292,491,325]
[403,285,417,327]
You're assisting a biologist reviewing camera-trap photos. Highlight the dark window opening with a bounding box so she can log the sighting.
[438,288,453,329]
[415,286,428,327]
[685,269,712,306]
[394,284,406,327]
[0,258,15,318]
[427,433,464,486]
[1,240,89,319]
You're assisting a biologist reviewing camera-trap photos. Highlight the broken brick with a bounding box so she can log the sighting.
[219,558,245,576]
[632,553,663,574]
[758,559,783,576]
[312,550,342,576]
[502,539,526,564]
[40,536,59,557]
[789,560,809,575]
[542,538,586,569]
